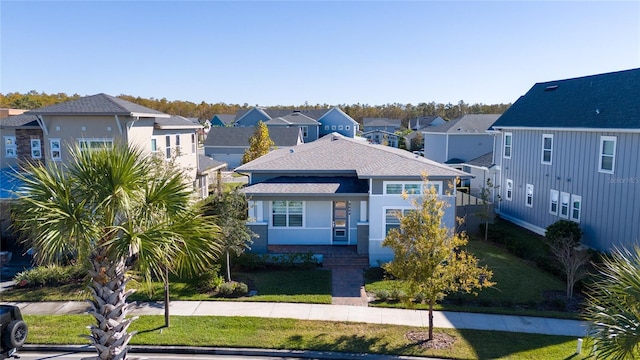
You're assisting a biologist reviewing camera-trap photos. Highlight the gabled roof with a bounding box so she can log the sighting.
[27,93,169,118]
[410,116,445,130]
[0,113,39,127]
[491,68,640,130]
[242,176,369,196]
[235,107,329,121]
[363,117,402,128]
[317,107,358,125]
[204,127,302,147]
[424,114,500,134]
[464,152,494,169]
[236,133,469,179]
[198,155,227,174]
[362,129,399,137]
[155,115,202,130]
[211,114,236,125]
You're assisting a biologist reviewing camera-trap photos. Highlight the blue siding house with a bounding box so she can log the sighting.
[317,108,359,138]
[490,68,640,252]
[235,133,469,266]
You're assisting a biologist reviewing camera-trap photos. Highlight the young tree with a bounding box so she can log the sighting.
[545,220,590,298]
[584,246,640,359]
[204,189,257,282]
[12,144,221,360]
[477,178,500,242]
[383,179,494,341]
[242,121,274,164]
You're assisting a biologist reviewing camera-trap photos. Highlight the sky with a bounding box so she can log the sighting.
[1,1,639,107]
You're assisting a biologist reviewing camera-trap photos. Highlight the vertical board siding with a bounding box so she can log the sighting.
[498,129,640,251]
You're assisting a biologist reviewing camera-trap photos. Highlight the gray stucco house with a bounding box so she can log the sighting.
[235,133,469,266]
[490,68,640,252]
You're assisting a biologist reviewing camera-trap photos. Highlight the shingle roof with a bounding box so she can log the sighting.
[491,68,640,129]
[204,127,301,147]
[198,155,227,173]
[27,93,168,117]
[410,116,443,130]
[363,117,402,128]
[236,133,469,179]
[155,115,202,129]
[242,176,369,195]
[212,114,236,125]
[424,114,500,134]
[0,113,39,127]
[235,108,329,121]
[464,152,494,168]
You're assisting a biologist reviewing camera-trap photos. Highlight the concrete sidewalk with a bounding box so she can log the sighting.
[4,300,588,337]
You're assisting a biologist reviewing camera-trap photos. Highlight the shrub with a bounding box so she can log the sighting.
[545,220,582,245]
[196,265,224,292]
[389,288,406,302]
[14,264,86,287]
[374,289,390,301]
[413,292,426,304]
[216,281,249,298]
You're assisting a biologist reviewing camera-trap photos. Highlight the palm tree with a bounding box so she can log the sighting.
[584,246,640,360]
[12,143,221,360]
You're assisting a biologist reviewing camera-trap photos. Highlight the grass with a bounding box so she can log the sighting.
[25,314,590,359]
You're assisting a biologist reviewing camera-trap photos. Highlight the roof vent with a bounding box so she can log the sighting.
[595,109,600,114]
[332,135,340,141]
[545,85,558,91]
[289,148,295,153]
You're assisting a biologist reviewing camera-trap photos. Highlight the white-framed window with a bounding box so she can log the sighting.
[549,189,559,215]
[384,181,442,196]
[151,138,158,153]
[324,125,329,130]
[384,207,412,234]
[505,179,513,201]
[346,125,350,130]
[300,126,308,137]
[570,195,582,223]
[4,136,16,158]
[191,133,196,154]
[165,135,171,159]
[541,134,553,165]
[598,136,616,173]
[78,138,113,152]
[30,138,42,159]
[560,192,570,219]
[175,134,181,153]
[525,183,533,207]
[50,139,61,161]
[338,125,343,130]
[331,125,336,131]
[271,201,303,227]
[503,132,512,159]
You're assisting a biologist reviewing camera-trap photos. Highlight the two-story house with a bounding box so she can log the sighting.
[234,108,323,143]
[362,117,402,147]
[235,133,469,266]
[490,68,640,252]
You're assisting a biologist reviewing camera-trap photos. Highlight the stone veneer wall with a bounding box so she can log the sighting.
[15,129,44,167]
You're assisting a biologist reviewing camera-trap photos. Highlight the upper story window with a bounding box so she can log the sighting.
[4,136,16,158]
[331,125,337,131]
[503,132,512,159]
[525,183,534,207]
[191,133,196,154]
[50,139,62,161]
[175,134,181,153]
[598,136,616,173]
[346,125,350,130]
[79,138,113,152]
[272,201,303,227]
[30,139,42,159]
[384,181,442,196]
[338,125,344,130]
[300,126,308,137]
[541,134,553,165]
[165,135,171,159]
[505,179,513,201]
[325,125,329,130]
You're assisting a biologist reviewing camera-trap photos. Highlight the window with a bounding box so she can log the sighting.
[384,181,441,196]
[151,138,158,153]
[599,136,616,173]
[331,125,336,131]
[30,138,42,159]
[560,192,570,219]
[191,133,196,154]
[346,125,350,130]
[78,139,113,152]
[503,132,512,159]
[175,134,181,153]
[570,195,581,222]
[300,126,308,137]
[50,139,61,161]
[325,125,329,130]
[525,184,533,207]
[505,179,513,201]
[4,136,16,158]
[549,189,559,215]
[385,208,411,234]
[272,201,303,227]
[338,125,343,130]
[165,135,171,159]
[542,134,553,165]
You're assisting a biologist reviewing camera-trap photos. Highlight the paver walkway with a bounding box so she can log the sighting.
[330,267,369,306]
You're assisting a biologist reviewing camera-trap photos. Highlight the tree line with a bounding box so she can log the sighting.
[0,91,510,125]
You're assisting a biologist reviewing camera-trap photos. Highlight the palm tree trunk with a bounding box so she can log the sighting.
[83,252,137,360]
[164,266,170,327]
[226,250,231,282]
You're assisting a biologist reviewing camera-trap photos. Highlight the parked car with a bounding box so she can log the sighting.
[0,305,27,359]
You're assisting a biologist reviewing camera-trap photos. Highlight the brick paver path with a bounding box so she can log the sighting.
[330,267,369,306]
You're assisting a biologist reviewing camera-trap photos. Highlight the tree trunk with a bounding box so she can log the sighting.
[226,250,231,282]
[484,219,489,242]
[428,301,434,341]
[164,266,170,328]
[83,252,137,360]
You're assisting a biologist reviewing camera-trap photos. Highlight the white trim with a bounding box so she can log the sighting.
[570,194,582,223]
[78,138,114,151]
[49,138,62,161]
[360,201,368,222]
[494,210,546,236]
[383,180,442,196]
[525,183,533,208]
[560,192,570,219]
[505,179,513,201]
[30,138,42,159]
[503,132,512,159]
[541,134,553,165]
[598,136,616,174]
[549,189,559,215]
[382,206,412,236]
[493,126,640,133]
[35,115,49,135]
[269,200,305,228]
[3,136,16,158]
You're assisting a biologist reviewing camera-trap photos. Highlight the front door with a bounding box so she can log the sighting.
[332,201,349,244]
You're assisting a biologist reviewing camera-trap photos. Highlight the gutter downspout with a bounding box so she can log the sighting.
[35,115,49,136]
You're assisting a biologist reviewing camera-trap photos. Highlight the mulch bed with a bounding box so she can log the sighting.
[406,331,456,349]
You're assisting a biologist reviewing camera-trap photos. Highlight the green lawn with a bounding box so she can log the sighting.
[25,314,589,360]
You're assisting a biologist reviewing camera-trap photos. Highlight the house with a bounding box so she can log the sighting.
[422,114,500,164]
[489,68,640,252]
[210,114,235,127]
[264,112,320,142]
[0,94,209,197]
[362,130,400,147]
[362,117,402,133]
[0,109,28,119]
[234,107,322,143]
[203,126,303,169]
[235,133,470,266]
[196,155,228,198]
[404,116,446,150]
[317,107,359,138]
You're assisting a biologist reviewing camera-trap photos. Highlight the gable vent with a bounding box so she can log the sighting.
[545,85,558,91]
